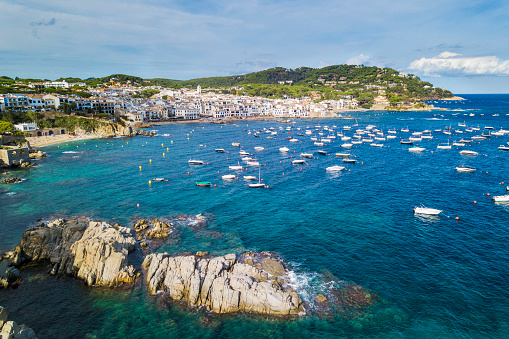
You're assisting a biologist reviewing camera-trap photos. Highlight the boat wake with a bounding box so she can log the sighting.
[62,151,83,154]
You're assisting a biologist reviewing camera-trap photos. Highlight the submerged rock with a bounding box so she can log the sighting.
[12,217,138,287]
[1,177,22,184]
[0,306,37,338]
[142,252,303,316]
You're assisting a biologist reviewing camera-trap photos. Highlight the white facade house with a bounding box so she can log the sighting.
[175,107,200,120]
[14,122,38,132]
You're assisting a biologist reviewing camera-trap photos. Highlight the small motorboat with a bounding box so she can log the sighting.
[246,161,260,166]
[414,205,442,215]
[229,161,243,170]
[341,143,353,148]
[254,146,265,151]
[292,159,306,165]
[492,195,509,202]
[243,175,257,180]
[222,174,236,180]
[460,150,478,156]
[326,165,345,172]
[335,153,350,158]
[231,142,240,147]
[498,145,509,151]
[152,178,165,181]
[289,138,299,142]
[239,150,250,156]
[279,147,290,152]
[409,147,425,152]
[456,166,476,173]
[317,150,327,155]
[400,140,413,145]
[300,153,313,158]
[196,182,211,187]
[215,149,225,153]
[370,143,384,147]
[342,158,357,163]
[188,159,204,165]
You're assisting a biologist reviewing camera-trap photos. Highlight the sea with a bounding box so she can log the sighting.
[1,94,509,338]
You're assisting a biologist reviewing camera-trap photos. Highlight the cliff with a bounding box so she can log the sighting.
[0,306,37,339]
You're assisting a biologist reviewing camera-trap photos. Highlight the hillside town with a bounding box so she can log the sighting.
[0,80,369,126]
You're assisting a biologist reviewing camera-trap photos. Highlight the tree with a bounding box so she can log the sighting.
[0,120,15,134]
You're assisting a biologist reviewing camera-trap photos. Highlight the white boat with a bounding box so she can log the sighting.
[215,149,225,153]
[452,142,465,147]
[458,122,466,127]
[370,143,384,147]
[231,142,240,147]
[401,127,410,132]
[341,136,352,141]
[229,161,243,170]
[314,142,324,146]
[326,165,345,172]
[471,136,486,140]
[188,159,204,165]
[342,158,357,163]
[249,168,265,188]
[414,205,442,215]
[498,145,509,151]
[409,147,425,152]
[456,166,475,173]
[242,157,254,161]
[460,150,478,156]
[437,141,452,150]
[300,153,313,158]
[239,150,250,156]
[222,174,236,180]
[254,146,265,151]
[409,137,422,141]
[352,140,362,144]
[152,178,165,181]
[341,143,353,148]
[246,161,260,166]
[492,195,509,202]
[279,147,290,152]
[388,129,397,134]
[292,159,306,164]
[386,135,397,139]
[289,138,299,142]
[243,175,257,180]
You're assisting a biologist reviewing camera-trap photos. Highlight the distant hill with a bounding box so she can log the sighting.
[2,65,454,105]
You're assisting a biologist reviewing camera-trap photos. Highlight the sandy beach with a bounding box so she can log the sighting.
[26,134,98,148]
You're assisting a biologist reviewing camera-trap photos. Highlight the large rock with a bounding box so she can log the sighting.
[142,252,303,316]
[13,217,138,287]
[71,222,137,286]
[0,307,37,339]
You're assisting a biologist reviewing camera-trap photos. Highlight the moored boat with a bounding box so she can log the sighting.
[414,205,442,215]
[326,165,345,172]
[460,150,478,156]
[196,182,211,187]
[492,195,509,202]
[188,159,204,165]
[456,166,476,173]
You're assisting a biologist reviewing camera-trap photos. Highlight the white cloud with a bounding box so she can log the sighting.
[409,52,509,76]
[346,54,372,65]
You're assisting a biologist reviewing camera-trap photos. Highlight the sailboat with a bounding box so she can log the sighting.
[249,168,265,188]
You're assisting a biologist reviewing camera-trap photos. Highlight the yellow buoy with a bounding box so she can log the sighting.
[149,159,152,163]
[167,148,169,151]
[163,153,165,157]
[161,143,164,147]
[149,180,151,185]
[139,166,142,170]
[171,141,173,144]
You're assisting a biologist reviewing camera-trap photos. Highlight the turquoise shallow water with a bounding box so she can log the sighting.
[1,94,509,338]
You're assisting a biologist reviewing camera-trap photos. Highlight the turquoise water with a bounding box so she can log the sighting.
[1,94,509,338]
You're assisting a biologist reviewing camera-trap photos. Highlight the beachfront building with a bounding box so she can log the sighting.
[175,107,200,120]
[0,94,30,111]
[124,112,144,125]
[14,122,38,132]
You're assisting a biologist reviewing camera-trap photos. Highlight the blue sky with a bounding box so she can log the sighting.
[1,0,508,93]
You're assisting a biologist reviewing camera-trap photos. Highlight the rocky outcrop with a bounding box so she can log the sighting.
[0,306,37,339]
[11,217,138,287]
[133,219,174,240]
[29,150,46,159]
[142,252,303,316]
[74,122,138,138]
[1,177,22,184]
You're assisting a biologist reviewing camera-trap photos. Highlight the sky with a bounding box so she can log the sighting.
[1,0,509,94]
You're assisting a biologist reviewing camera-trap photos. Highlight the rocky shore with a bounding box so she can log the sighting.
[0,216,394,322]
[0,306,37,339]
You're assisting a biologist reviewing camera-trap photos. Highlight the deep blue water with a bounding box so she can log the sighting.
[1,94,509,338]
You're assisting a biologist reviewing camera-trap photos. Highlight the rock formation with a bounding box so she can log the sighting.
[29,150,46,159]
[1,177,22,184]
[11,217,138,287]
[0,306,37,339]
[133,219,174,240]
[142,252,303,316]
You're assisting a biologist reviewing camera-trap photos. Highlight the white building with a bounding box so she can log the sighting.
[175,107,200,120]
[14,122,38,132]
